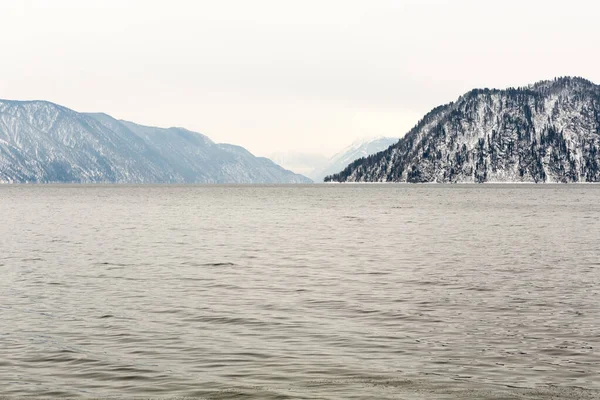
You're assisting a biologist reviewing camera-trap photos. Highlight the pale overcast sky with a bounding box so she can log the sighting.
[0,0,598,156]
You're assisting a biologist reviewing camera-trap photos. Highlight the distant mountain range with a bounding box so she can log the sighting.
[267,152,329,178]
[326,77,600,183]
[270,137,399,182]
[310,137,399,182]
[0,100,310,183]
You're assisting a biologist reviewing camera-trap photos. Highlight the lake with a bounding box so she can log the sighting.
[1,184,599,399]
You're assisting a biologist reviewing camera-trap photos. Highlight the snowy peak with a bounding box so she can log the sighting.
[330,137,399,163]
[326,77,600,183]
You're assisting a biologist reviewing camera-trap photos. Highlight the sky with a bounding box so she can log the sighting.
[0,0,598,157]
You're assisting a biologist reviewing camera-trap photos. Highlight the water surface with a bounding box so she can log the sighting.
[1,185,599,399]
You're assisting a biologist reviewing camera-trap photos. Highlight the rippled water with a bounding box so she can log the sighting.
[1,185,599,399]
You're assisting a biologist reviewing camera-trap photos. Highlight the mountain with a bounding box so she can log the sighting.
[0,100,311,183]
[311,137,399,182]
[325,77,600,183]
[267,152,329,177]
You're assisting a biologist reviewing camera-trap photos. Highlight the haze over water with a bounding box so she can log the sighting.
[1,185,599,399]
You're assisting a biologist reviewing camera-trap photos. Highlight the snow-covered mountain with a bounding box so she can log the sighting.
[0,100,311,183]
[326,77,600,183]
[311,137,399,182]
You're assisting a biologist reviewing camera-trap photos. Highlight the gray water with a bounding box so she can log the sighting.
[1,185,599,399]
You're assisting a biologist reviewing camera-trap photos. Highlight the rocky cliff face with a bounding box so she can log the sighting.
[0,100,310,183]
[326,77,600,183]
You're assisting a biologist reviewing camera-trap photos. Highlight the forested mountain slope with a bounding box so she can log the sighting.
[326,77,600,183]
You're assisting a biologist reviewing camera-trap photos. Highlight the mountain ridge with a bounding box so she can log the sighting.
[325,77,600,183]
[0,99,311,184]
